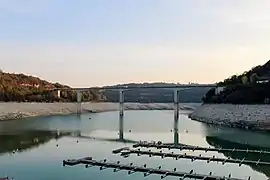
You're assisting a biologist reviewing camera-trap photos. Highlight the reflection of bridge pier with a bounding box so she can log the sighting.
[119,116,124,140]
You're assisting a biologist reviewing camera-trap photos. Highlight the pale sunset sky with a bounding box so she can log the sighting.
[0,0,270,87]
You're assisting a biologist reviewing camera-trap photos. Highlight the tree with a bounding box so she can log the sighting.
[241,76,248,84]
[250,73,259,84]
[202,88,216,103]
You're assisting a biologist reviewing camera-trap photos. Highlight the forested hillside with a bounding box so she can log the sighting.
[0,71,104,102]
[203,60,270,104]
[0,71,210,103]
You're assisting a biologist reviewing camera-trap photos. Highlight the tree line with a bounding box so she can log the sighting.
[203,60,270,104]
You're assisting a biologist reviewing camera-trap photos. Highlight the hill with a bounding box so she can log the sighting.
[0,71,211,103]
[203,60,270,104]
[102,83,211,103]
[0,71,104,102]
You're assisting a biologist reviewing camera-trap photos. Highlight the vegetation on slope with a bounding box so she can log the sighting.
[0,71,104,102]
[0,70,210,103]
[203,60,270,104]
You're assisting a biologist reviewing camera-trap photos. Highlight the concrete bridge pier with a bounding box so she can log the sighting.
[57,90,61,98]
[119,89,124,117]
[173,89,180,144]
[119,89,124,140]
[76,90,82,114]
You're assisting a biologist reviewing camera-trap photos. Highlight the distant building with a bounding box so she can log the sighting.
[20,83,40,88]
[215,86,225,95]
[257,79,269,84]
[256,76,270,84]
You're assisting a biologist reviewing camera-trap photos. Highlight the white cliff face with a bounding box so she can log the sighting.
[189,104,270,130]
[0,102,195,121]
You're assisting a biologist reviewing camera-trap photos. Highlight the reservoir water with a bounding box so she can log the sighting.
[1,109,270,180]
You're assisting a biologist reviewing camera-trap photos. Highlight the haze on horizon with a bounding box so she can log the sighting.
[0,0,270,87]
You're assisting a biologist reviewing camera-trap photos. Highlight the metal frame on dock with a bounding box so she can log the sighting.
[133,141,270,155]
[63,157,249,180]
[112,148,270,166]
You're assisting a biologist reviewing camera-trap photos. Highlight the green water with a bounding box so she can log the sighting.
[1,110,270,180]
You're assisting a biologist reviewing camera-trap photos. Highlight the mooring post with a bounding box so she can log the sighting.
[76,90,82,114]
[119,89,124,140]
[173,89,180,144]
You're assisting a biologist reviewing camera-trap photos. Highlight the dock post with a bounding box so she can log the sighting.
[119,89,124,140]
[76,90,82,114]
[173,89,180,144]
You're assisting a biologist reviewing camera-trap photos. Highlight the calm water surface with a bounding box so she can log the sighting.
[1,109,270,180]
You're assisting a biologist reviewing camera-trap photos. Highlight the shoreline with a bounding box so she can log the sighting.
[189,104,270,131]
[0,102,196,121]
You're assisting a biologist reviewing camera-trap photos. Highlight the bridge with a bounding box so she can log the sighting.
[52,84,216,91]
[49,84,217,140]
[50,84,216,115]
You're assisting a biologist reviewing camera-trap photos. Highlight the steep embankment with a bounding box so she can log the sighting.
[0,102,195,121]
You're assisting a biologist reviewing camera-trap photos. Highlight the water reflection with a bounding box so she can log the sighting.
[0,130,70,155]
[204,125,270,178]
[1,110,270,180]
[174,116,179,145]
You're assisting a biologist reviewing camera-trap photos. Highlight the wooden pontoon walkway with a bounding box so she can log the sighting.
[113,148,270,166]
[133,141,270,155]
[63,157,249,180]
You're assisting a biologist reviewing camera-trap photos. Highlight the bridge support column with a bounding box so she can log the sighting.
[119,89,124,117]
[119,89,124,140]
[173,89,180,144]
[57,90,61,98]
[76,90,82,114]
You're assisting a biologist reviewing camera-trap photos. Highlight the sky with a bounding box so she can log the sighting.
[1,0,270,87]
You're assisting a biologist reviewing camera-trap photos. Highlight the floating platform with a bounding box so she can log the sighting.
[63,157,249,180]
[113,148,270,166]
[133,141,270,155]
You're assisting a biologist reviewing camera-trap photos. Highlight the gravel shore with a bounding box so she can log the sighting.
[189,104,270,131]
[0,102,195,121]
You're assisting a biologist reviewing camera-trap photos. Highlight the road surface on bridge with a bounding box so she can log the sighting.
[52,84,216,91]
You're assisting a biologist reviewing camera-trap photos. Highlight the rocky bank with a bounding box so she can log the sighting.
[189,104,270,131]
[0,102,195,121]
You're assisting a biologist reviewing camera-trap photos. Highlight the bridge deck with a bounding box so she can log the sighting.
[53,84,216,91]
[63,157,247,180]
